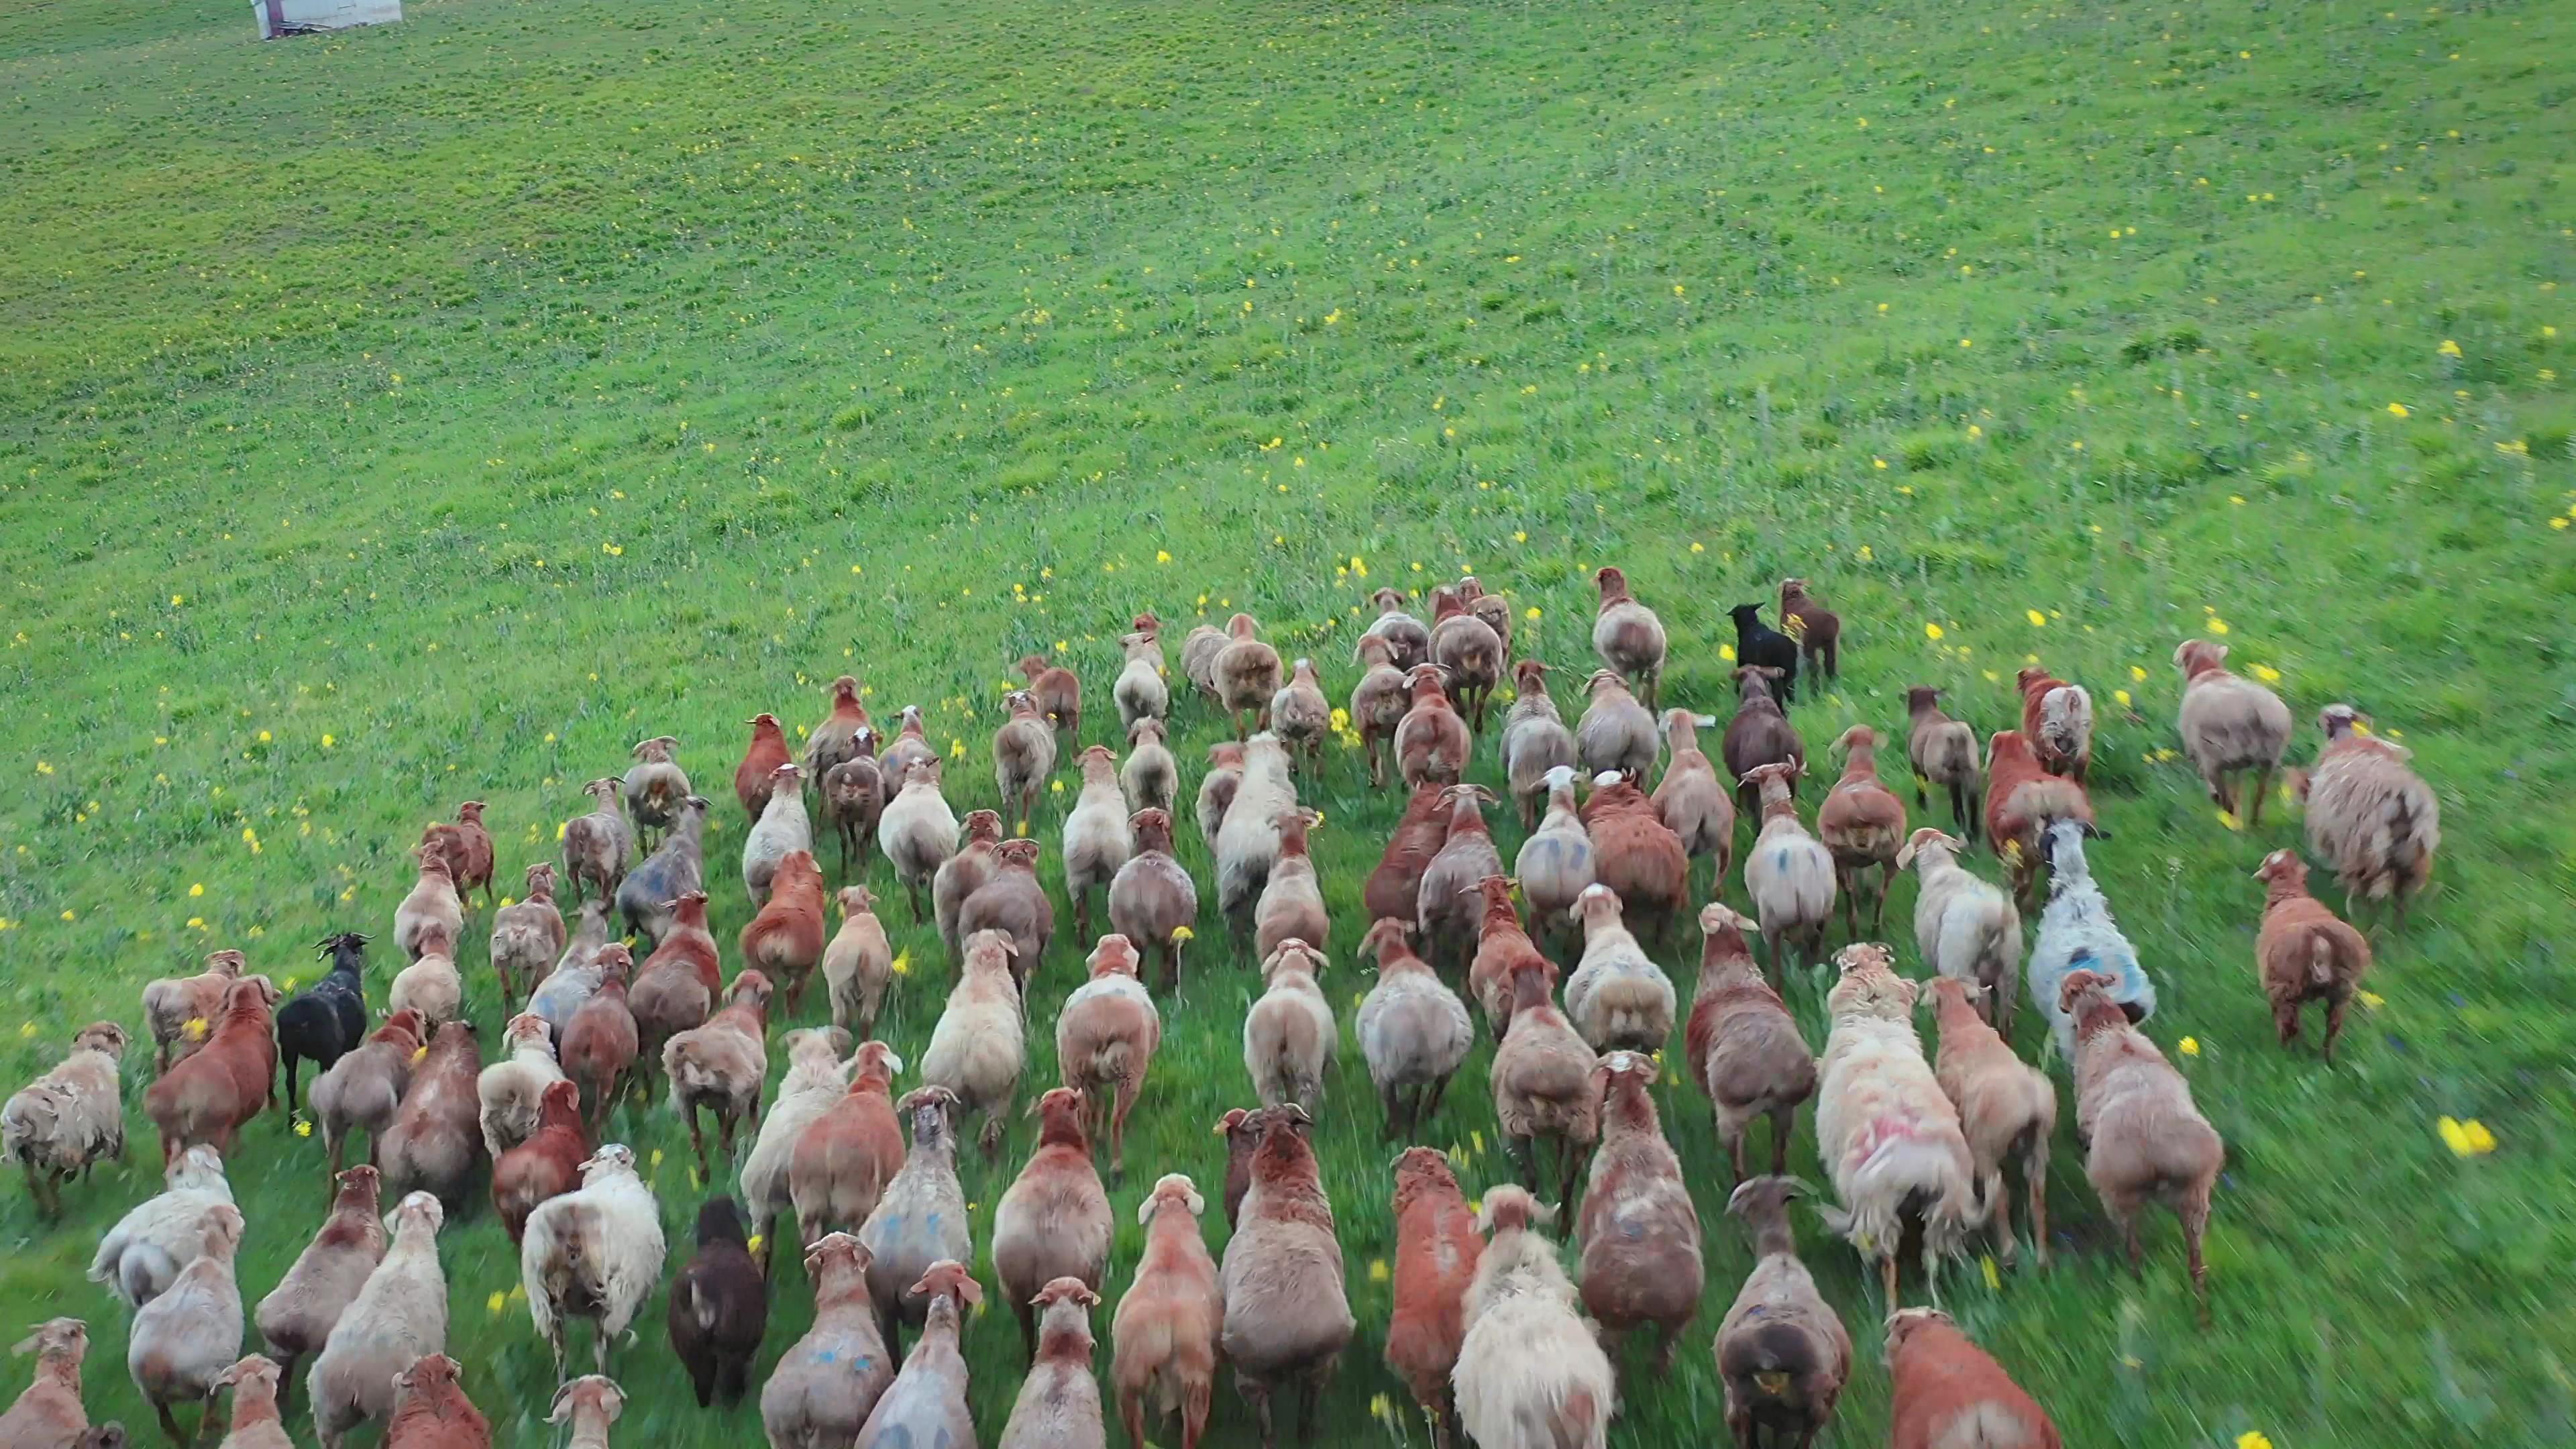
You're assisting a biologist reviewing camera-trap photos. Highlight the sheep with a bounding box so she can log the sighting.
[1271,657,1332,771]
[1,1320,95,1449]
[488,865,568,1012]
[1739,762,1835,980]
[737,714,794,822]
[992,1089,1114,1358]
[664,971,774,1173]
[875,706,938,796]
[1417,785,1503,974]
[615,794,710,947]
[1652,709,1735,890]
[1721,667,1804,820]
[1195,741,1244,856]
[1468,875,1548,1043]
[1450,1186,1614,1449]
[1818,726,1908,937]
[382,1354,487,1449]
[547,1377,624,1449]
[143,976,280,1167]
[2027,819,2155,1061]
[1591,566,1666,710]
[207,1353,289,1449]
[789,1042,907,1251]
[256,1166,386,1395]
[994,690,1057,826]
[1884,1309,2062,1449]
[89,1144,234,1307]
[140,949,244,1075]
[1713,1178,1850,1449]
[1364,779,1451,928]
[1904,686,1982,841]
[437,803,496,908]
[1515,767,1597,952]
[1457,575,1515,663]
[1896,828,2023,1040]
[1395,662,1470,790]
[378,1020,482,1212]
[309,1012,423,1179]
[1364,588,1433,672]
[932,809,1006,961]
[1578,773,1687,947]
[558,963,637,1134]
[1115,628,1171,731]
[494,1081,590,1245]
[2017,665,2094,783]
[742,761,812,908]
[1216,734,1297,925]
[1221,1104,1355,1449]
[2253,849,2373,1063]
[623,737,690,851]
[1429,588,1504,733]
[393,845,465,965]
[1563,885,1676,1055]
[386,921,462,1030]
[999,1279,1104,1449]
[629,891,722,1083]
[1574,669,1657,782]
[2302,704,2441,923]
[667,1197,769,1407]
[1112,1174,1223,1449]
[1254,808,1330,963]
[877,762,960,924]
[1056,934,1161,1175]
[1351,635,1413,790]
[1244,940,1337,1112]
[1063,746,1134,943]
[1983,730,2092,906]
[309,1191,446,1449]
[1384,1149,1480,1449]
[807,675,876,785]
[531,922,618,1040]
[1120,716,1179,814]
[822,749,885,879]
[272,935,367,1116]
[921,930,1026,1155]
[1777,578,1841,682]
[857,1088,973,1353]
[2174,637,2293,824]
[1813,945,1981,1305]
[1499,659,1578,826]
[1489,959,1600,1214]
[523,1146,666,1377]
[1356,918,1474,1141]
[853,1261,980,1449]
[127,1203,244,1447]
[743,848,829,1014]
[1729,604,1800,705]
[737,1028,856,1263]
[5,1021,129,1217]
[761,1234,895,1449]
[476,1013,566,1161]
[1682,904,1815,1179]
[957,837,1053,1001]
[1925,977,2056,1269]
[1576,1051,1702,1368]
[1179,624,1229,704]
[1215,613,1285,740]
[1109,808,1199,991]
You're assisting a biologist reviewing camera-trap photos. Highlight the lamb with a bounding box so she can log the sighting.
[386,921,462,1030]
[1817,726,1908,936]
[875,706,938,796]
[1120,717,1179,815]
[737,714,795,822]
[667,1197,769,1407]
[1591,566,1666,710]
[1214,613,1285,740]
[435,803,496,908]
[1776,578,1841,682]
[1356,918,1474,1141]
[1885,1309,2061,1449]
[920,930,1026,1155]
[614,794,709,947]
[1193,742,1244,858]
[274,935,368,1116]
[2026,819,2155,1060]
[1983,730,2092,907]
[1011,653,1079,742]
[1682,904,1815,1179]
[142,976,280,1167]
[382,1354,487,1449]
[256,1167,386,1395]
[1713,1178,1850,1449]
[140,949,244,1075]
[1,1319,95,1449]
[1111,1174,1223,1449]
[629,892,723,1077]
[492,1080,589,1245]
[1428,588,1503,733]
[1350,635,1413,790]
[1652,709,1735,890]
[1394,663,1470,791]
[1904,686,1982,840]
[1063,745,1134,942]
[1108,808,1199,991]
[623,736,691,851]
[741,762,813,908]
[1575,1051,1702,1368]
[663,971,774,1172]
[1456,575,1515,664]
[393,844,465,965]
[530,923,619,1040]
[857,1088,973,1352]
[821,749,885,878]
[2302,703,2441,923]
[5,1021,129,1217]
[737,1028,857,1261]
[999,1279,1104,1449]
[1925,977,2055,1269]
[760,1234,896,1449]
[1215,734,1297,926]
[1416,785,1503,975]
[1515,767,1597,951]
[1577,773,1687,947]
[932,810,1006,961]
[1179,624,1229,705]
[2253,849,2372,1063]
[1489,959,1600,1214]
[789,1042,908,1250]
[1363,588,1433,672]
[1255,809,1330,963]
[853,1261,980,1449]
[1739,762,1835,979]
[1729,604,1801,705]
[807,675,877,786]
[1500,659,1578,826]
[1220,1105,1355,1449]
[1383,1150,1480,1449]
[209,1355,292,1449]
[309,1191,447,1449]
[1243,939,1337,1112]
[959,836,1055,998]
[2174,637,2293,824]
[743,848,829,1014]
[1896,829,2023,1040]
[1115,628,1171,730]
[89,1144,234,1307]
[476,1012,567,1161]
[1563,885,1676,1055]
[126,1203,244,1447]
[309,1012,423,1177]
[558,963,637,1132]
[876,761,960,923]
[378,1021,482,1212]
[488,865,568,1012]
[1467,875,1548,1043]
[1270,657,1333,771]
[522,1145,666,1377]
[994,690,1058,827]
[1574,669,1657,782]
[1721,667,1804,818]
[1450,1187,1614,1449]
[547,1377,625,1449]
[2017,665,2094,783]
[1364,780,1450,928]
[1813,945,1981,1305]
[1055,934,1161,1175]
[992,1089,1114,1358]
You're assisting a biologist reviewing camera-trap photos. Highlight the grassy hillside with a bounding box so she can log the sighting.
[3,0,2573,1442]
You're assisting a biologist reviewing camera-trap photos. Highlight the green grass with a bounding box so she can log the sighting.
[3,0,2575,1441]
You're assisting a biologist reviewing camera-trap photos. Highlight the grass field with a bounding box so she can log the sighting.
[5,0,2575,1440]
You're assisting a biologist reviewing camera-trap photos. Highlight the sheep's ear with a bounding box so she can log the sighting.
[546,1383,578,1424]
[9,1333,40,1358]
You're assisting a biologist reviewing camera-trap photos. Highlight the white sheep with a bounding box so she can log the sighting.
[918,929,1027,1157]
[309,1191,447,1449]
[88,1144,234,1307]
[4,1021,129,1218]
[1896,829,2024,1041]
[1739,762,1837,978]
[1813,946,1982,1305]
[1243,940,1337,1112]
[737,1027,855,1258]
[476,1013,568,1161]
[1450,1186,1614,1449]
[1562,884,1676,1054]
[1214,734,1298,923]
[2026,820,2156,1060]
[127,1203,245,1446]
[522,1145,666,1377]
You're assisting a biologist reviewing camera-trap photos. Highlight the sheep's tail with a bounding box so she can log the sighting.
[2307,933,2337,989]
[1819,1136,1986,1255]
[2041,687,2094,756]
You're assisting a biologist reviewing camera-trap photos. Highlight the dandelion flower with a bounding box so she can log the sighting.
[1368,1259,1389,1283]
[1156,550,1171,564]
[488,1292,508,1316]
[2387,402,2410,419]
[2357,990,2386,1010]
[2216,810,2241,831]
[1169,926,1195,945]
[1718,644,1737,661]
[2177,1036,2200,1057]
[1051,779,1065,794]
[189,883,205,897]
[2025,609,2047,628]
[890,951,910,977]
[184,1018,210,1041]
[2131,665,2149,682]
[2437,339,2461,357]
[1925,623,1945,641]
[2438,1117,2496,1157]
[1525,606,1541,621]
[2238,1435,2274,1449]
[294,1118,313,1138]
[1981,1256,2001,1291]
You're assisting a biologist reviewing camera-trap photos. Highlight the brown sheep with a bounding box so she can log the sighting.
[2301,704,2440,923]
[1214,614,1284,741]
[2253,850,2371,1061]
[2061,969,2223,1313]
[1816,726,1908,937]
[1904,686,1980,841]
[2173,638,2292,824]
[1018,653,1083,740]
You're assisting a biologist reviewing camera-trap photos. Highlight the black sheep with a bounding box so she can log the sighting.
[667,1195,769,1407]
[1729,604,1802,705]
[278,932,371,1110]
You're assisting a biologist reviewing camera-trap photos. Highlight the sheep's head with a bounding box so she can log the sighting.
[1126,716,1167,747]
[631,736,678,763]
[1697,901,1758,938]
[1904,685,1944,713]
[392,1354,464,1403]
[848,1040,904,1089]
[71,1021,129,1058]
[996,838,1041,871]
[1137,1173,1205,1226]
[1724,1175,1810,1234]
[1476,1183,1555,1235]
[1226,612,1260,640]
[1833,724,1882,755]
[457,801,486,824]
[726,971,775,1016]
[1779,577,1813,603]
[1882,1306,1958,1362]
[504,1013,551,1050]
[1825,945,1915,1019]
[2173,638,2229,679]
[333,1163,382,1208]
[1390,1147,1459,1213]
[1593,565,1630,603]
[1371,586,1407,613]
[590,945,633,982]
[1403,662,1449,698]
[828,674,862,703]
[910,1260,983,1311]
[205,949,249,976]
[547,1377,626,1430]
[212,1354,281,1397]
[1206,741,1246,768]
[1570,881,1623,925]
[575,1146,637,1187]
[10,1318,86,1365]
[962,810,1005,845]
[800,1234,871,1297]
[1894,827,1965,871]
[1589,1050,1656,1113]
[1360,915,1414,966]
[896,1085,963,1144]
[2055,968,2119,1016]
[1003,689,1040,719]
[1585,667,1629,699]
[1728,603,1766,628]
[1260,939,1325,982]
[1086,934,1141,979]
[1127,808,1175,852]
[168,1144,228,1189]
[2318,703,2364,740]
[2253,849,2310,893]
[745,712,783,735]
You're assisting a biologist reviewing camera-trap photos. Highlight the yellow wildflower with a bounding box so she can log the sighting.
[294,1118,313,1138]
[1368,1259,1389,1283]
[488,1292,508,1316]
[189,883,205,897]
[1718,643,1737,661]
[1524,606,1541,621]
[1169,926,1195,945]
[2357,990,2385,1010]
[2025,609,2047,628]
[1924,623,1944,641]
[2178,1037,2200,1057]
[2238,1435,2273,1449]
[2113,690,2132,708]
[1981,1256,2001,1290]
[2438,1117,2497,1157]
[2387,402,2410,419]
[2436,339,2461,357]
[891,951,910,977]
[184,1018,210,1042]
